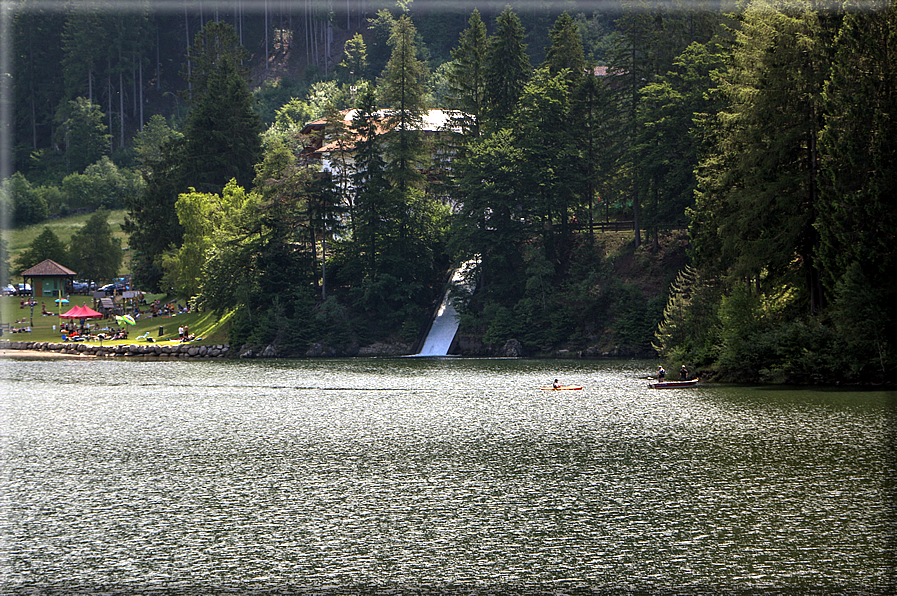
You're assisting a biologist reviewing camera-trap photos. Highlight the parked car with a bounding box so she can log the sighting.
[71,280,97,294]
[16,283,32,296]
[3,284,16,295]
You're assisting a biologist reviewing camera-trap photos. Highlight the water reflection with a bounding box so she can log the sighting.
[2,357,894,592]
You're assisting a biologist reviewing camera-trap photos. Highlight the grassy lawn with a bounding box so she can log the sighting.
[0,294,231,346]
[3,210,236,348]
[4,209,131,274]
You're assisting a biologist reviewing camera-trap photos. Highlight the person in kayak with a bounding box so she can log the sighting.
[553,379,561,389]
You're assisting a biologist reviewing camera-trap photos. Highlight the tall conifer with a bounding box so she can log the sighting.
[448,9,488,138]
[483,7,531,131]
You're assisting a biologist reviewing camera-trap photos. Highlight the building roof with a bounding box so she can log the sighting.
[300,109,465,161]
[20,259,77,278]
[300,109,461,137]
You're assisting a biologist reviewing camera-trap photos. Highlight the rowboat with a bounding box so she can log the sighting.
[648,378,699,389]
[540,385,583,391]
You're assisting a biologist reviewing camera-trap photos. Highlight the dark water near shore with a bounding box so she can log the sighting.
[2,357,895,593]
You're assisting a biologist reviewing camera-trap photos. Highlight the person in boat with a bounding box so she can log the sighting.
[553,379,561,389]
[657,366,666,382]
[679,365,688,381]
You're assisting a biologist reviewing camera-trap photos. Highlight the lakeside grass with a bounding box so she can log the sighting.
[0,294,231,347]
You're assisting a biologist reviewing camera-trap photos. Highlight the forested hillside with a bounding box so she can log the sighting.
[3,0,895,384]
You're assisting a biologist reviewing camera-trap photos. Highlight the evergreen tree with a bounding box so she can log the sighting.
[453,128,528,305]
[347,85,391,281]
[448,9,488,137]
[818,2,897,294]
[513,67,579,260]
[180,54,263,193]
[817,2,897,371]
[636,39,725,246]
[179,22,263,193]
[127,21,261,290]
[181,21,250,105]
[483,7,531,131]
[545,12,585,86]
[694,0,830,311]
[380,14,429,194]
[12,6,66,168]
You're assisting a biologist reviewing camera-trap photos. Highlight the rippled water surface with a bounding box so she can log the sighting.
[2,357,895,593]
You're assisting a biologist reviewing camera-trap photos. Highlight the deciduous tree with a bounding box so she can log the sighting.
[68,209,123,285]
[13,228,69,275]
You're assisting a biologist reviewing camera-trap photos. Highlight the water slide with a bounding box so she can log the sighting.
[414,261,476,356]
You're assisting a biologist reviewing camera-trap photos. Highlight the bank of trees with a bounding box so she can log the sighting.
[116,5,724,356]
[7,1,895,380]
[655,0,897,383]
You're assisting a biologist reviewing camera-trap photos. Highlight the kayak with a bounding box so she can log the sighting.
[541,385,583,391]
[648,378,699,389]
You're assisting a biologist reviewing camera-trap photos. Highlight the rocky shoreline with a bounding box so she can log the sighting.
[1,340,230,359]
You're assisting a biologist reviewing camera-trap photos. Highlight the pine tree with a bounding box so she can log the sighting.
[693,0,831,311]
[379,14,429,194]
[545,12,585,86]
[817,2,897,371]
[483,7,531,131]
[448,9,488,138]
[127,21,261,291]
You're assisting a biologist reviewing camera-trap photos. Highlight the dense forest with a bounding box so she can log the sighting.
[3,0,895,384]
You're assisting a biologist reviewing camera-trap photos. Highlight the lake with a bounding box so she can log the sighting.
[2,356,894,594]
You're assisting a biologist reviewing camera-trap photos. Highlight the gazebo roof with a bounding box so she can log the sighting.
[20,259,76,278]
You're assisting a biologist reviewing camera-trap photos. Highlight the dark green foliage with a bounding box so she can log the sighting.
[380,15,430,193]
[68,209,123,285]
[447,9,488,137]
[13,228,69,275]
[179,24,263,193]
[125,136,187,291]
[827,263,893,380]
[4,173,49,227]
[654,265,722,365]
[545,12,585,84]
[611,283,665,353]
[127,21,262,291]
[12,7,65,174]
[483,7,531,131]
[817,4,897,344]
[56,97,111,175]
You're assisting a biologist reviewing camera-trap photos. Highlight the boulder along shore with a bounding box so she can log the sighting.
[0,341,230,359]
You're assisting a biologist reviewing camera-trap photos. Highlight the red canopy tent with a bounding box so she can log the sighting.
[60,304,103,319]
